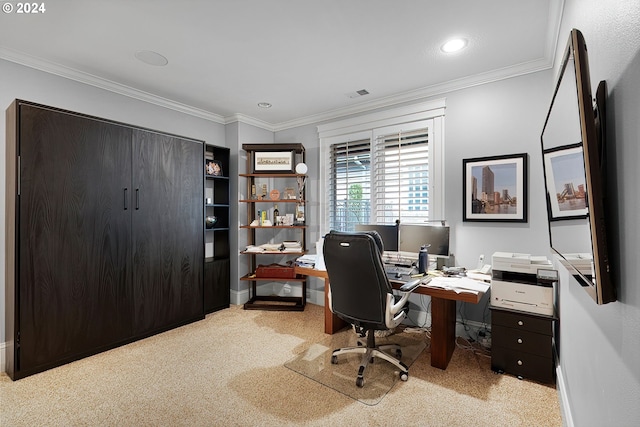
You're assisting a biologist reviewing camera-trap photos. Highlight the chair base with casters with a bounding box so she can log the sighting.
[331,326,409,388]
[331,329,409,387]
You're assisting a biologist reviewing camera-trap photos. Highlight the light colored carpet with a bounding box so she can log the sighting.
[0,304,562,426]
[285,327,427,405]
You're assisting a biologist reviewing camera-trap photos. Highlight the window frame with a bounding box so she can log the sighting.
[318,100,445,234]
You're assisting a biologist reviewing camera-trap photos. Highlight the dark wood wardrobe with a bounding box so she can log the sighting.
[5,100,204,380]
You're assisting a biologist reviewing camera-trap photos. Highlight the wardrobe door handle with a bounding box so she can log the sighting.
[124,188,128,210]
[135,189,140,210]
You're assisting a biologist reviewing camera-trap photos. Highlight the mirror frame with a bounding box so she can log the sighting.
[540,29,615,304]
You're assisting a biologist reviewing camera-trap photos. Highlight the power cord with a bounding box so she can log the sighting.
[455,336,491,359]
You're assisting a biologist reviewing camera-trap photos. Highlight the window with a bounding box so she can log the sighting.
[372,126,431,225]
[328,138,371,232]
[319,101,444,233]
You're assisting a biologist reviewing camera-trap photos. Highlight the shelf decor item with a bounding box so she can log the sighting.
[205,159,222,176]
[207,160,223,176]
[295,162,307,200]
[463,153,528,222]
[283,187,296,199]
[206,216,217,229]
[253,150,295,173]
[295,204,305,224]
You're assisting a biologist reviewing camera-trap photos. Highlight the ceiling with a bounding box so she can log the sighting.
[0,0,563,130]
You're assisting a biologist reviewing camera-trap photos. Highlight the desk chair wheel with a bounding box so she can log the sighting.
[356,377,365,388]
[331,355,338,364]
[400,371,408,381]
[396,349,402,358]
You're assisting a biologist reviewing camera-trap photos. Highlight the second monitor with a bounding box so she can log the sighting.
[399,224,450,257]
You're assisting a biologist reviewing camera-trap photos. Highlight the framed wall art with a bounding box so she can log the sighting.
[542,143,588,220]
[463,153,528,222]
[252,150,295,173]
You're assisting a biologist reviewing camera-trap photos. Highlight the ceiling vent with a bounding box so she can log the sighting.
[346,89,370,99]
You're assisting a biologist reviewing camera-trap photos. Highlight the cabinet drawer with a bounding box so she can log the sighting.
[492,309,554,335]
[492,325,553,358]
[492,346,555,384]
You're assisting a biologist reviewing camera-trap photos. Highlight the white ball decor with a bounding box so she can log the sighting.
[295,163,308,174]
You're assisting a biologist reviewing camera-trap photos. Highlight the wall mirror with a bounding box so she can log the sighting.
[540,29,615,304]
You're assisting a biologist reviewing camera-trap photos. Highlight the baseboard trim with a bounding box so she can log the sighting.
[1,340,6,373]
[556,364,573,427]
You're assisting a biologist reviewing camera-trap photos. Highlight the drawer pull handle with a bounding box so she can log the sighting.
[517,320,524,326]
[517,360,523,366]
[517,338,523,344]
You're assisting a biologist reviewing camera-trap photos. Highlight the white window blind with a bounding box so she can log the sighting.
[319,100,445,234]
[328,139,371,232]
[373,128,430,224]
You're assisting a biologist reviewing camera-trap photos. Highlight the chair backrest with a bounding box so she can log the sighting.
[323,230,393,329]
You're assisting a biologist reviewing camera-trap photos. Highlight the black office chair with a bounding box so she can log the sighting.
[323,230,421,388]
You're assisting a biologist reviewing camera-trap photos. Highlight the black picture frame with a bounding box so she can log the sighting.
[252,150,295,173]
[542,143,588,220]
[463,153,528,222]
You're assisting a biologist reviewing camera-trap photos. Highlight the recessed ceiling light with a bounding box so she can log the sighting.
[440,38,468,53]
[134,50,168,66]
[257,102,272,108]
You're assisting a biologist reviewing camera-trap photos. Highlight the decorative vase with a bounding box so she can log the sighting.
[205,216,217,229]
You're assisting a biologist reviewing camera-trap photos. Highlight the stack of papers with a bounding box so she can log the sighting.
[243,241,303,253]
[296,254,317,268]
[423,276,490,295]
[282,241,303,252]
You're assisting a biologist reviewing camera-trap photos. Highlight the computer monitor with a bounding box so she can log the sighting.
[398,224,450,257]
[354,224,399,252]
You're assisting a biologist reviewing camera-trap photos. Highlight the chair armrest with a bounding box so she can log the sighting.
[399,278,421,293]
[389,278,422,315]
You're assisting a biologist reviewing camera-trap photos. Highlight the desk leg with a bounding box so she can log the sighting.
[430,297,456,370]
[323,278,347,334]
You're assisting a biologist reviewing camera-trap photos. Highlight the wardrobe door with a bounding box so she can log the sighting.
[131,130,204,336]
[17,104,133,376]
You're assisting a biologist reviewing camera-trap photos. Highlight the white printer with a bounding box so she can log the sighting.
[490,252,556,316]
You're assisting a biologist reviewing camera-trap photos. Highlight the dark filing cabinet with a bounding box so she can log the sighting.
[490,307,557,384]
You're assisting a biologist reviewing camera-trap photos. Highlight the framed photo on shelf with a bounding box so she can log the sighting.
[283,187,296,199]
[463,153,528,222]
[206,159,223,176]
[543,143,588,220]
[253,150,295,173]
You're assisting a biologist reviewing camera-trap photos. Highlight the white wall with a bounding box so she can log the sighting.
[553,1,640,425]
[443,71,554,322]
[0,58,226,347]
[231,122,275,305]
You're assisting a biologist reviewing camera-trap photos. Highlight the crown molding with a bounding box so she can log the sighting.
[270,57,553,132]
[1,46,553,133]
[223,113,276,132]
[0,47,226,124]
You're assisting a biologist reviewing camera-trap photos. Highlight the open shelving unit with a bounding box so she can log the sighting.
[204,144,231,313]
[240,143,307,311]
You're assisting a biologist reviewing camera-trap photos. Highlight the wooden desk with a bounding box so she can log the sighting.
[294,266,483,370]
